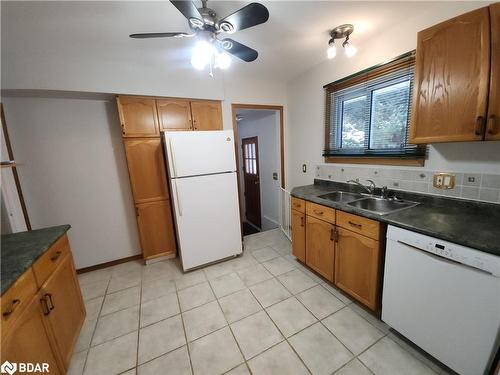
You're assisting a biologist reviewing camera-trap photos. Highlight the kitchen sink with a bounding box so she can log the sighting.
[347,197,419,215]
[318,191,363,203]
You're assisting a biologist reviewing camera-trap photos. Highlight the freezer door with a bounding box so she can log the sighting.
[170,172,242,270]
[164,130,236,178]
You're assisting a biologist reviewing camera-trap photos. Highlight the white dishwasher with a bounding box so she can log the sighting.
[382,226,500,375]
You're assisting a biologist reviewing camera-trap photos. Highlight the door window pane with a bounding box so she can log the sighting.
[341,96,366,148]
[370,80,410,149]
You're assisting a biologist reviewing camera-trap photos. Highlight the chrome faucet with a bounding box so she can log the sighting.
[347,179,376,194]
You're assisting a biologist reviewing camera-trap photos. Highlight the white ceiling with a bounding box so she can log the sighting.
[236,108,277,122]
[2,1,444,84]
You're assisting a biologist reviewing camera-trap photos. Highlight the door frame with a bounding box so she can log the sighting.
[231,103,285,229]
[241,136,262,228]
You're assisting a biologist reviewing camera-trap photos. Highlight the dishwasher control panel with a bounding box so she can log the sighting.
[387,226,500,276]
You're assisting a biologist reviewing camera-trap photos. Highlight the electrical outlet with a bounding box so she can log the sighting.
[433,173,455,189]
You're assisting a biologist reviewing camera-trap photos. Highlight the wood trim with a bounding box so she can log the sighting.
[231,104,285,189]
[76,254,142,274]
[325,156,424,166]
[0,103,31,230]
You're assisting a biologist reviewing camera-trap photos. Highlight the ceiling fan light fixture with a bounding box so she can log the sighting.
[327,41,336,59]
[344,42,357,57]
[191,40,215,70]
[219,21,235,33]
[189,17,204,29]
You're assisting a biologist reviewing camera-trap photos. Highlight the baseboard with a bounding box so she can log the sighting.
[76,254,143,274]
[144,253,176,265]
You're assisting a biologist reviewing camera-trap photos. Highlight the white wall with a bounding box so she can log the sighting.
[2,96,141,268]
[286,1,498,188]
[237,112,280,231]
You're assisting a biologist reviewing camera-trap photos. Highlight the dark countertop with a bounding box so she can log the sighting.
[1,225,71,295]
[291,180,500,256]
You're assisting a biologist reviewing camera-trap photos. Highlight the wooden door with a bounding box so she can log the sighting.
[123,138,169,204]
[41,254,85,369]
[136,200,176,259]
[291,209,306,262]
[190,101,223,131]
[305,215,335,282]
[117,96,159,137]
[157,99,193,131]
[486,3,500,140]
[334,227,381,311]
[409,7,490,143]
[242,137,261,228]
[1,294,63,374]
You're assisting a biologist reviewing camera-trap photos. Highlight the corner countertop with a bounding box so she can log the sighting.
[291,180,500,257]
[1,225,71,295]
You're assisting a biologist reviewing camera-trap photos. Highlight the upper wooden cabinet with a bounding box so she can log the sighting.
[487,3,500,140]
[41,253,85,368]
[117,96,159,137]
[291,209,306,262]
[157,99,193,131]
[123,138,169,204]
[191,100,223,131]
[410,6,499,143]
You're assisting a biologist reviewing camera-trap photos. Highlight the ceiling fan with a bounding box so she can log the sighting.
[130,1,269,72]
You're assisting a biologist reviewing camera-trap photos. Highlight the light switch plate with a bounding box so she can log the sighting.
[433,173,455,189]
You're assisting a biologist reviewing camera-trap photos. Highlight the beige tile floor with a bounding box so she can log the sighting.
[70,229,453,375]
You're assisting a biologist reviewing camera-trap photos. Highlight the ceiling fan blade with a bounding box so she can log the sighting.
[218,3,269,33]
[220,38,258,62]
[170,1,203,23]
[129,32,191,39]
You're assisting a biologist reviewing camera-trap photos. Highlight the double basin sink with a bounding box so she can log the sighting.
[318,191,419,215]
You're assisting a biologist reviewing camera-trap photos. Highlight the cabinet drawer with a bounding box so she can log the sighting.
[336,211,381,240]
[291,197,305,213]
[32,235,70,288]
[306,202,335,224]
[1,268,38,334]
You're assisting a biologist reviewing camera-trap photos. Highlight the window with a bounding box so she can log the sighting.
[324,52,425,164]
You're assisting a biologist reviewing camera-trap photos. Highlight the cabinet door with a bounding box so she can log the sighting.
[136,200,176,260]
[410,7,490,143]
[41,254,85,369]
[157,99,193,131]
[124,138,169,204]
[1,294,63,375]
[190,101,223,131]
[486,3,500,140]
[305,215,334,282]
[291,209,306,262]
[117,96,159,137]
[334,227,381,311]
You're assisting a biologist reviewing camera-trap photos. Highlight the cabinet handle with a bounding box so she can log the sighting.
[40,297,50,316]
[44,293,55,310]
[487,115,497,135]
[300,216,304,227]
[330,228,335,241]
[2,299,21,318]
[50,251,62,262]
[121,123,126,135]
[474,116,485,136]
[348,220,362,229]
[313,209,324,215]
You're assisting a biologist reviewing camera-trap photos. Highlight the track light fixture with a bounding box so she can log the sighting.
[327,24,357,59]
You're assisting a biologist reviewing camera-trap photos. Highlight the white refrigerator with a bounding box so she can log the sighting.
[163,130,243,271]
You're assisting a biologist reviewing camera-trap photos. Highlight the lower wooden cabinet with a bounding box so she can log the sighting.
[334,227,381,311]
[305,215,335,282]
[41,254,85,368]
[136,200,177,259]
[1,234,84,373]
[291,209,306,262]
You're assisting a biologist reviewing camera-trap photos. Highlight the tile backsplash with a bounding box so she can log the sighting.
[315,164,500,204]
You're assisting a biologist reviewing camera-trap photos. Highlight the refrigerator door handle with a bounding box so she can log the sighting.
[168,137,178,177]
[174,179,182,216]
